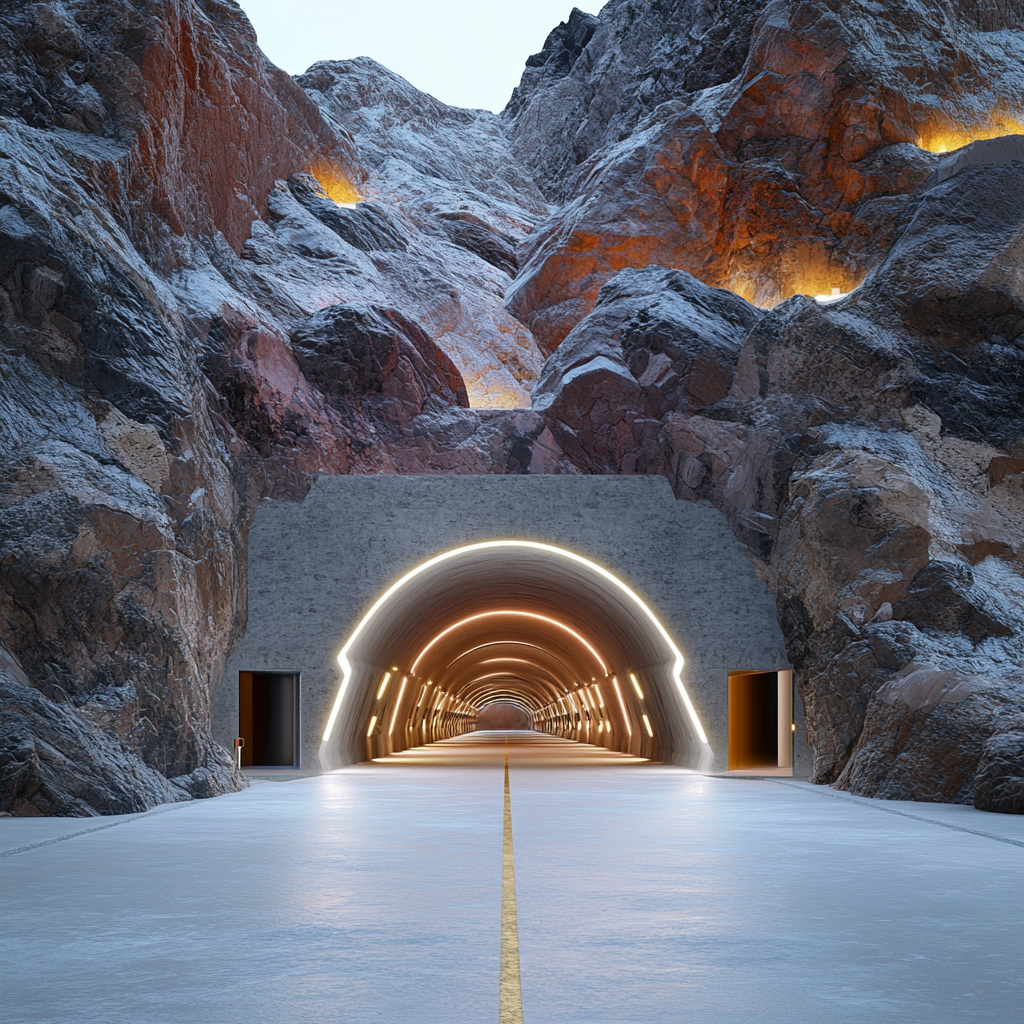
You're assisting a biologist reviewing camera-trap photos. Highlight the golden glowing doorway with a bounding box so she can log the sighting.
[727,670,794,773]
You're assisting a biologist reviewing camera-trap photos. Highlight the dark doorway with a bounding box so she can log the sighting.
[728,671,779,770]
[238,672,300,767]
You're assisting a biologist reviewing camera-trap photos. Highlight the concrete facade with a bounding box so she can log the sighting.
[213,475,804,773]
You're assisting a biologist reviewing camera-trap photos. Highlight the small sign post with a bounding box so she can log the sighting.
[234,736,244,770]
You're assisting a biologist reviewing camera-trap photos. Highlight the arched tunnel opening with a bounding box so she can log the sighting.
[319,542,713,771]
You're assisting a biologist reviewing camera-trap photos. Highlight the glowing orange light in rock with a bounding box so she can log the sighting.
[307,160,362,205]
[729,265,866,310]
[915,112,1024,155]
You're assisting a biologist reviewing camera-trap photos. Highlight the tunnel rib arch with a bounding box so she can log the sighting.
[319,540,713,771]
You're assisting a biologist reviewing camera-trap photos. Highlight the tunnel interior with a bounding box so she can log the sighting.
[319,542,713,771]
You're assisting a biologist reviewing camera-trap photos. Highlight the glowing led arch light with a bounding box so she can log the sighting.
[322,540,709,747]
[446,642,578,679]
[464,671,539,686]
[412,610,608,675]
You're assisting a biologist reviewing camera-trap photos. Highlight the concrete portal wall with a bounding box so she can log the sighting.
[213,475,805,773]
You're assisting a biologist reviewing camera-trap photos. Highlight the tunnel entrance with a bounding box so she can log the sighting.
[727,670,793,772]
[215,475,801,776]
[238,672,300,767]
[321,541,712,772]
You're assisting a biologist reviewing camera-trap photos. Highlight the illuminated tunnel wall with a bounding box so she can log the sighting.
[213,476,803,773]
[320,541,711,770]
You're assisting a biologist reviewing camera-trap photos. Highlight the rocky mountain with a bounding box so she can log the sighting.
[503,0,1024,351]
[0,0,572,816]
[1,0,1022,814]
[533,148,1024,805]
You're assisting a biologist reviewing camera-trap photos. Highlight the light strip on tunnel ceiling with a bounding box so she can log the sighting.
[461,683,545,707]
[460,672,550,706]
[411,611,608,676]
[478,695,535,716]
[467,671,539,683]
[445,641,578,677]
[323,541,708,746]
[629,673,645,700]
[476,657,557,671]
[465,666,565,694]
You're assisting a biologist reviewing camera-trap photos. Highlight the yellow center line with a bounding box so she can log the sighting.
[500,746,524,1024]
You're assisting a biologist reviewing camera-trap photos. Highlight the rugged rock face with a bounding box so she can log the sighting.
[298,57,550,406]
[533,266,761,473]
[0,0,570,816]
[533,154,1024,807]
[0,0,361,252]
[290,301,469,424]
[503,0,1024,352]
[973,714,1024,814]
[1,0,1021,814]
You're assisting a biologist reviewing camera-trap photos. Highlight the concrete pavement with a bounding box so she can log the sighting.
[2,732,1021,1023]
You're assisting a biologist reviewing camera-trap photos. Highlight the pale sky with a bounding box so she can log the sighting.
[236,0,597,113]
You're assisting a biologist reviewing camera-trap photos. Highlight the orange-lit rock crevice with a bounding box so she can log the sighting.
[915,112,1024,154]
[504,1,1024,349]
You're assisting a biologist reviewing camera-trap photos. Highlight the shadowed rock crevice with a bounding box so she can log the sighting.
[290,302,470,424]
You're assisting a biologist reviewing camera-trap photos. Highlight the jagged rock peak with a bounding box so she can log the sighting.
[502,0,766,200]
[503,0,1024,204]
